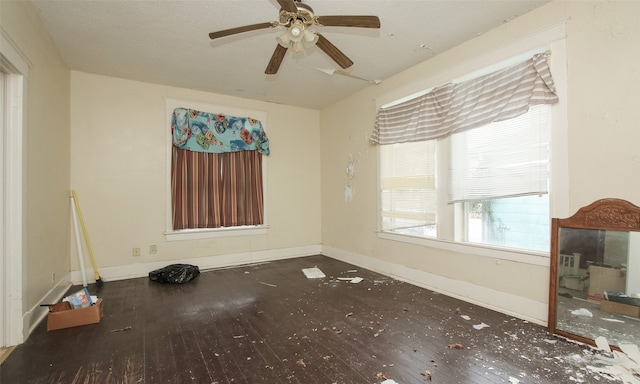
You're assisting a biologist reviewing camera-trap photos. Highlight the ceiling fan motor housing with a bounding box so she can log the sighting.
[279,2,316,28]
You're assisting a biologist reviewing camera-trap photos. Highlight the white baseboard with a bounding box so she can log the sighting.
[23,245,320,341]
[24,272,72,337]
[71,245,322,284]
[322,245,548,326]
[66,243,546,327]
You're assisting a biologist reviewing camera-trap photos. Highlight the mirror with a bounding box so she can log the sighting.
[549,198,640,348]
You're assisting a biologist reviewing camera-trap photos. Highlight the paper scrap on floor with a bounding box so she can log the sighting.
[337,277,364,284]
[473,322,490,330]
[302,267,326,279]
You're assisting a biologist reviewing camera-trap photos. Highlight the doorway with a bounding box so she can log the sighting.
[1,69,5,348]
[1,29,28,347]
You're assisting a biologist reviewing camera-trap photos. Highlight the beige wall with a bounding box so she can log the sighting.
[70,72,321,270]
[320,1,640,322]
[1,1,71,317]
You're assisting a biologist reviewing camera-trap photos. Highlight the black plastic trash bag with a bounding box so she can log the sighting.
[149,264,200,284]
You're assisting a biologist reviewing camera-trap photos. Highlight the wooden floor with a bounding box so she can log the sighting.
[0,255,612,383]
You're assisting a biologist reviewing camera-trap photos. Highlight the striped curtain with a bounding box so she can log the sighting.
[370,53,558,144]
[171,146,263,230]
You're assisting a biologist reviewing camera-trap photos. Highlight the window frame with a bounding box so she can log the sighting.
[375,23,569,265]
[164,98,269,241]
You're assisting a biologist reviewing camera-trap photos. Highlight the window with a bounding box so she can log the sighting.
[171,147,264,230]
[374,51,563,254]
[165,99,269,241]
[450,104,551,251]
[380,140,437,237]
[380,104,551,251]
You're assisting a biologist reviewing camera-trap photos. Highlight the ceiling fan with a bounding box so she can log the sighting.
[208,0,381,75]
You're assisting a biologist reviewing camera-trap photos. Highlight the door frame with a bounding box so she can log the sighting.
[1,27,29,346]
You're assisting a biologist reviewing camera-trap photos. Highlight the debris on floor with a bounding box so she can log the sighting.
[602,318,625,323]
[337,277,363,283]
[302,267,326,279]
[473,322,490,330]
[595,336,611,352]
[584,337,640,383]
[375,372,388,380]
[571,308,593,317]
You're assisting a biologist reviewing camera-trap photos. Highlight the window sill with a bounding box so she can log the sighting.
[165,225,269,242]
[377,231,550,267]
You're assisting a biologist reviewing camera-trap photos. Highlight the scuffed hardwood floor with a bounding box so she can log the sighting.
[0,255,611,383]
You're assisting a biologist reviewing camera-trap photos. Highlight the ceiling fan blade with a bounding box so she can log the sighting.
[265,44,289,75]
[209,22,275,40]
[315,34,353,69]
[316,15,381,28]
[276,0,298,13]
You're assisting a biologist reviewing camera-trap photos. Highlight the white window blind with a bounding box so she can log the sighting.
[447,104,550,203]
[380,140,437,233]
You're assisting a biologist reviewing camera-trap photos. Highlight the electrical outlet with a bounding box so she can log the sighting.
[149,245,157,255]
[52,273,56,283]
[132,247,141,257]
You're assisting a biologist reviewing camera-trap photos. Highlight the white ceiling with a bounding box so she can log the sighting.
[31,0,549,109]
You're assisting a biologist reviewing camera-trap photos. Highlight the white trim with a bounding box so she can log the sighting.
[70,245,321,283]
[165,225,269,242]
[59,244,546,334]
[0,70,4,348]
[378,231,550,267]
[323,245,548,325]
[0,26,29,347]
[164,98,269,241]
[25,273,72,337]
[0,26,31,76]
[547,37,570,219]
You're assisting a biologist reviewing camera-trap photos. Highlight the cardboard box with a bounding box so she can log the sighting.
[587,265,626,300]
[47,298,103,331]
[600,300,640,318]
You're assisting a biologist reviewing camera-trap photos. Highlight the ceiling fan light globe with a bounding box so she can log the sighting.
[302,29,318,45]
[290,33,304,43]
[276,31,292,47]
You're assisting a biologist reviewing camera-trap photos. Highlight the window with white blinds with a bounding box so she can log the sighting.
[379,140,437,236]
[448,104,551,203]
[375,53,560,251]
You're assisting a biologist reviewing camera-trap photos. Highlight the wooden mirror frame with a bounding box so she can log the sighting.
[549,198,640,347]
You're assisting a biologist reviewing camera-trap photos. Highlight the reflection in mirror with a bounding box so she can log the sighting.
[549,198,640,349]
[556,229,640,346]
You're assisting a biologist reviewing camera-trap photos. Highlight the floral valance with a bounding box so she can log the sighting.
[172,107,270,155]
